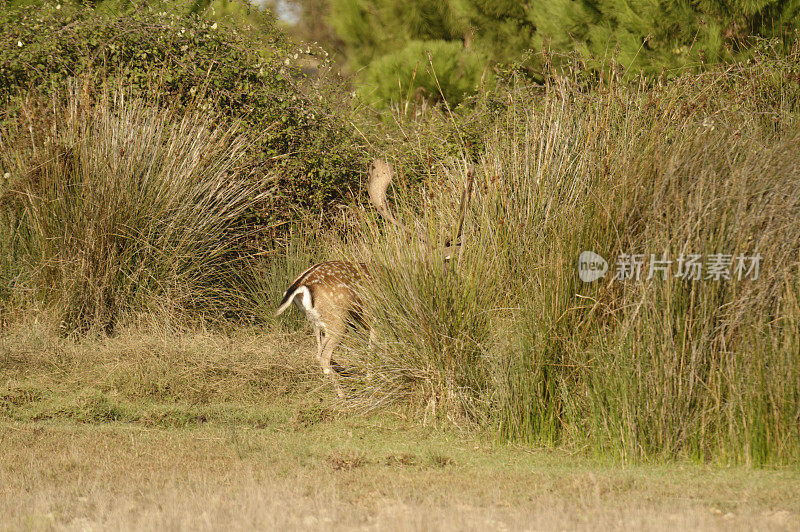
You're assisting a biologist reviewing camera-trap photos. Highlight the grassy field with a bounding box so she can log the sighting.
[2,9,799,528]
[1,328,799,530]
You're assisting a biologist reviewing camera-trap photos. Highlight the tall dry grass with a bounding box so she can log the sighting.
[0,87,266,334]
[346,55,800,464]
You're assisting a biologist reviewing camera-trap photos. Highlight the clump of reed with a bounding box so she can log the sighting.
[345,55,800,465]
[0,86,265,334]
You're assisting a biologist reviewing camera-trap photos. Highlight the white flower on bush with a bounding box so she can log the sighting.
[17,41,23,47]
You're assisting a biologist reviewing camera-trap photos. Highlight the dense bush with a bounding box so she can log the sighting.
[0,2,366,228]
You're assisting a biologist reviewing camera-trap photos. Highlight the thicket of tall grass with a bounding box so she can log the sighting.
[1,17,798,465]
[347,53,800,465]
[0,87,266,334]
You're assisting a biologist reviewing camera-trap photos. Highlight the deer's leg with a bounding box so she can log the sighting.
[318,325,345,398]
[314,326,323,360]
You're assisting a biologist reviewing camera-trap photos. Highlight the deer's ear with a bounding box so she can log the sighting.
[368,157,474,259]
[367,158,428,243]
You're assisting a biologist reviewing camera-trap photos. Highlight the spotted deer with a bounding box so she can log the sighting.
[275,158,474,397]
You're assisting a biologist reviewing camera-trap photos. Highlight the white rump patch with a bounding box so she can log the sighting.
[292,286,324,330]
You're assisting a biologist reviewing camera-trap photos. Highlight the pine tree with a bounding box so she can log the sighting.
[529,0,800,74]
[295,0,800,104]
[450,0,537,65]
[330,0,484,106]
[359,39,485,106]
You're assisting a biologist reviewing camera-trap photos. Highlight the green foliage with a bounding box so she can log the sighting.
[331,0,482,107]
[359,40,486,107]
[450,0,538,66]
[330,0,465,68]
[0,2,366,226]
[559,0,800,73]
[327,0,799,106]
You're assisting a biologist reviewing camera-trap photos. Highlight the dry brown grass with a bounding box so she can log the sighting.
[0,91,268,335]
[1,327,798,531]
[0,421,798,531]
[0,318,323,427]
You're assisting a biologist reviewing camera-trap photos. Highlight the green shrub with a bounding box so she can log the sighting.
[0,2,366,227]
[359,40,486,109]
